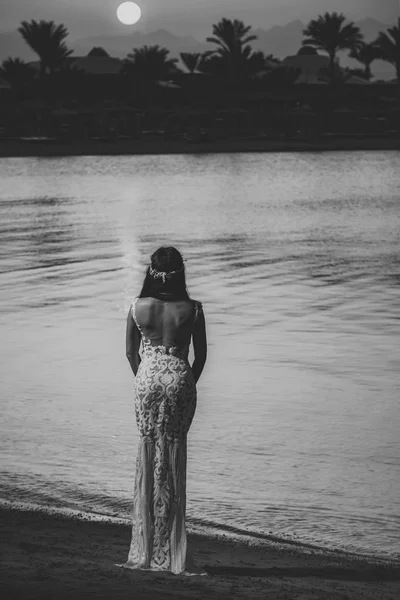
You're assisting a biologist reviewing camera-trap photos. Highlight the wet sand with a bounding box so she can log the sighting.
[1,508,399,600]
[0,135,399,158]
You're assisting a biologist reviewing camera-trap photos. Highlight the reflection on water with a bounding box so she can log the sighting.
[0,152,399,558]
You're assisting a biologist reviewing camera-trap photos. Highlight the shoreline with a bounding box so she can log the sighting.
[0,135,400,158]
[1,498,397,562]
[1,507,399,599]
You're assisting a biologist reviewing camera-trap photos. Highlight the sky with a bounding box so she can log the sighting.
[1,0,399,39]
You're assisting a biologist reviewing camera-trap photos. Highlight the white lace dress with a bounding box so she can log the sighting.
[122,298,199,574]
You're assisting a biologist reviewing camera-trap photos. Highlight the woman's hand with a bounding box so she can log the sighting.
[192,302,207,384]
[126,309,142,376]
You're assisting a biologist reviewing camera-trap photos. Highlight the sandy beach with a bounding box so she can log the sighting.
[0,135,399,158]
[1,508,399,600]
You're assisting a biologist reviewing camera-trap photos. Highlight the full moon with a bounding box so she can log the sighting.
[116,2,142,25]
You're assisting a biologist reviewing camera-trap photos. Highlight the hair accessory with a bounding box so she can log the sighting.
[149,265,182,284]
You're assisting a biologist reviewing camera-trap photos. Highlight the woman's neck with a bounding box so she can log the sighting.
[153,292,184,301]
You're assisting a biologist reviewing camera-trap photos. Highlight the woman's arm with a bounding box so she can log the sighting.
[126,309,142,376]
[192,303,207,384]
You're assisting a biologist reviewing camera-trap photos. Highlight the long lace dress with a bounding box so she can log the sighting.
[122,297,199,574]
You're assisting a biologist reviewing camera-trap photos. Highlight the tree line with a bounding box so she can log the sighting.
[1,12,399,103]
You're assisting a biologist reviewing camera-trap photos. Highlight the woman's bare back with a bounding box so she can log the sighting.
[134,297,199,350]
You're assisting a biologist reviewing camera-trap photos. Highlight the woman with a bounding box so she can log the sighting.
[121,246,207,575]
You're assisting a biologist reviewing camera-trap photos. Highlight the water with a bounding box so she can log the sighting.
[0,151,399,559]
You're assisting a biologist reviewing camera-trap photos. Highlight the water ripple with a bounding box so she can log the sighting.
[0,152,399,559]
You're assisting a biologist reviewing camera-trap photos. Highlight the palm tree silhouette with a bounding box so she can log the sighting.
[18,20,73,78]
[207,18,257,55]
[374,18,400,86]
[124,45,179,83]
[205,18,261,82]
[302,12,363,83]
[0,57,35,85]
[123,45,179,105]
[0,57,35,100]
[349,42,380,80]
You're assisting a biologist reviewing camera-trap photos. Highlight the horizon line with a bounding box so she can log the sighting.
[0,14,392,40]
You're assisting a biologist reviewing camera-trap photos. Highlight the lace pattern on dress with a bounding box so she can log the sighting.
[124,297,197,574]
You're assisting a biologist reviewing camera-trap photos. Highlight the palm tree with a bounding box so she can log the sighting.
[205,18,261,83]
[18,20,73,77]
[302,12,363,82]
[349,42,380,80]
[123,45,179,83]
[123,45,179,105]
[242,49,269,78]
[0,57,35,85]
[0,57,36,100]
[199,48,267,84]
[197,52,227,77]
[374,18,400,84]
[207,18,257,55]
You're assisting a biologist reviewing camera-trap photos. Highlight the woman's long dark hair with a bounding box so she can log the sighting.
[139,247,190,300]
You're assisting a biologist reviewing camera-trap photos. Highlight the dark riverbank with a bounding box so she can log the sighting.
[1,508,399,600]
[0,135,399,158]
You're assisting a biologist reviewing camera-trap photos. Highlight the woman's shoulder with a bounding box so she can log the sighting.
[132,297,156,317]
[133,296,150,305]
